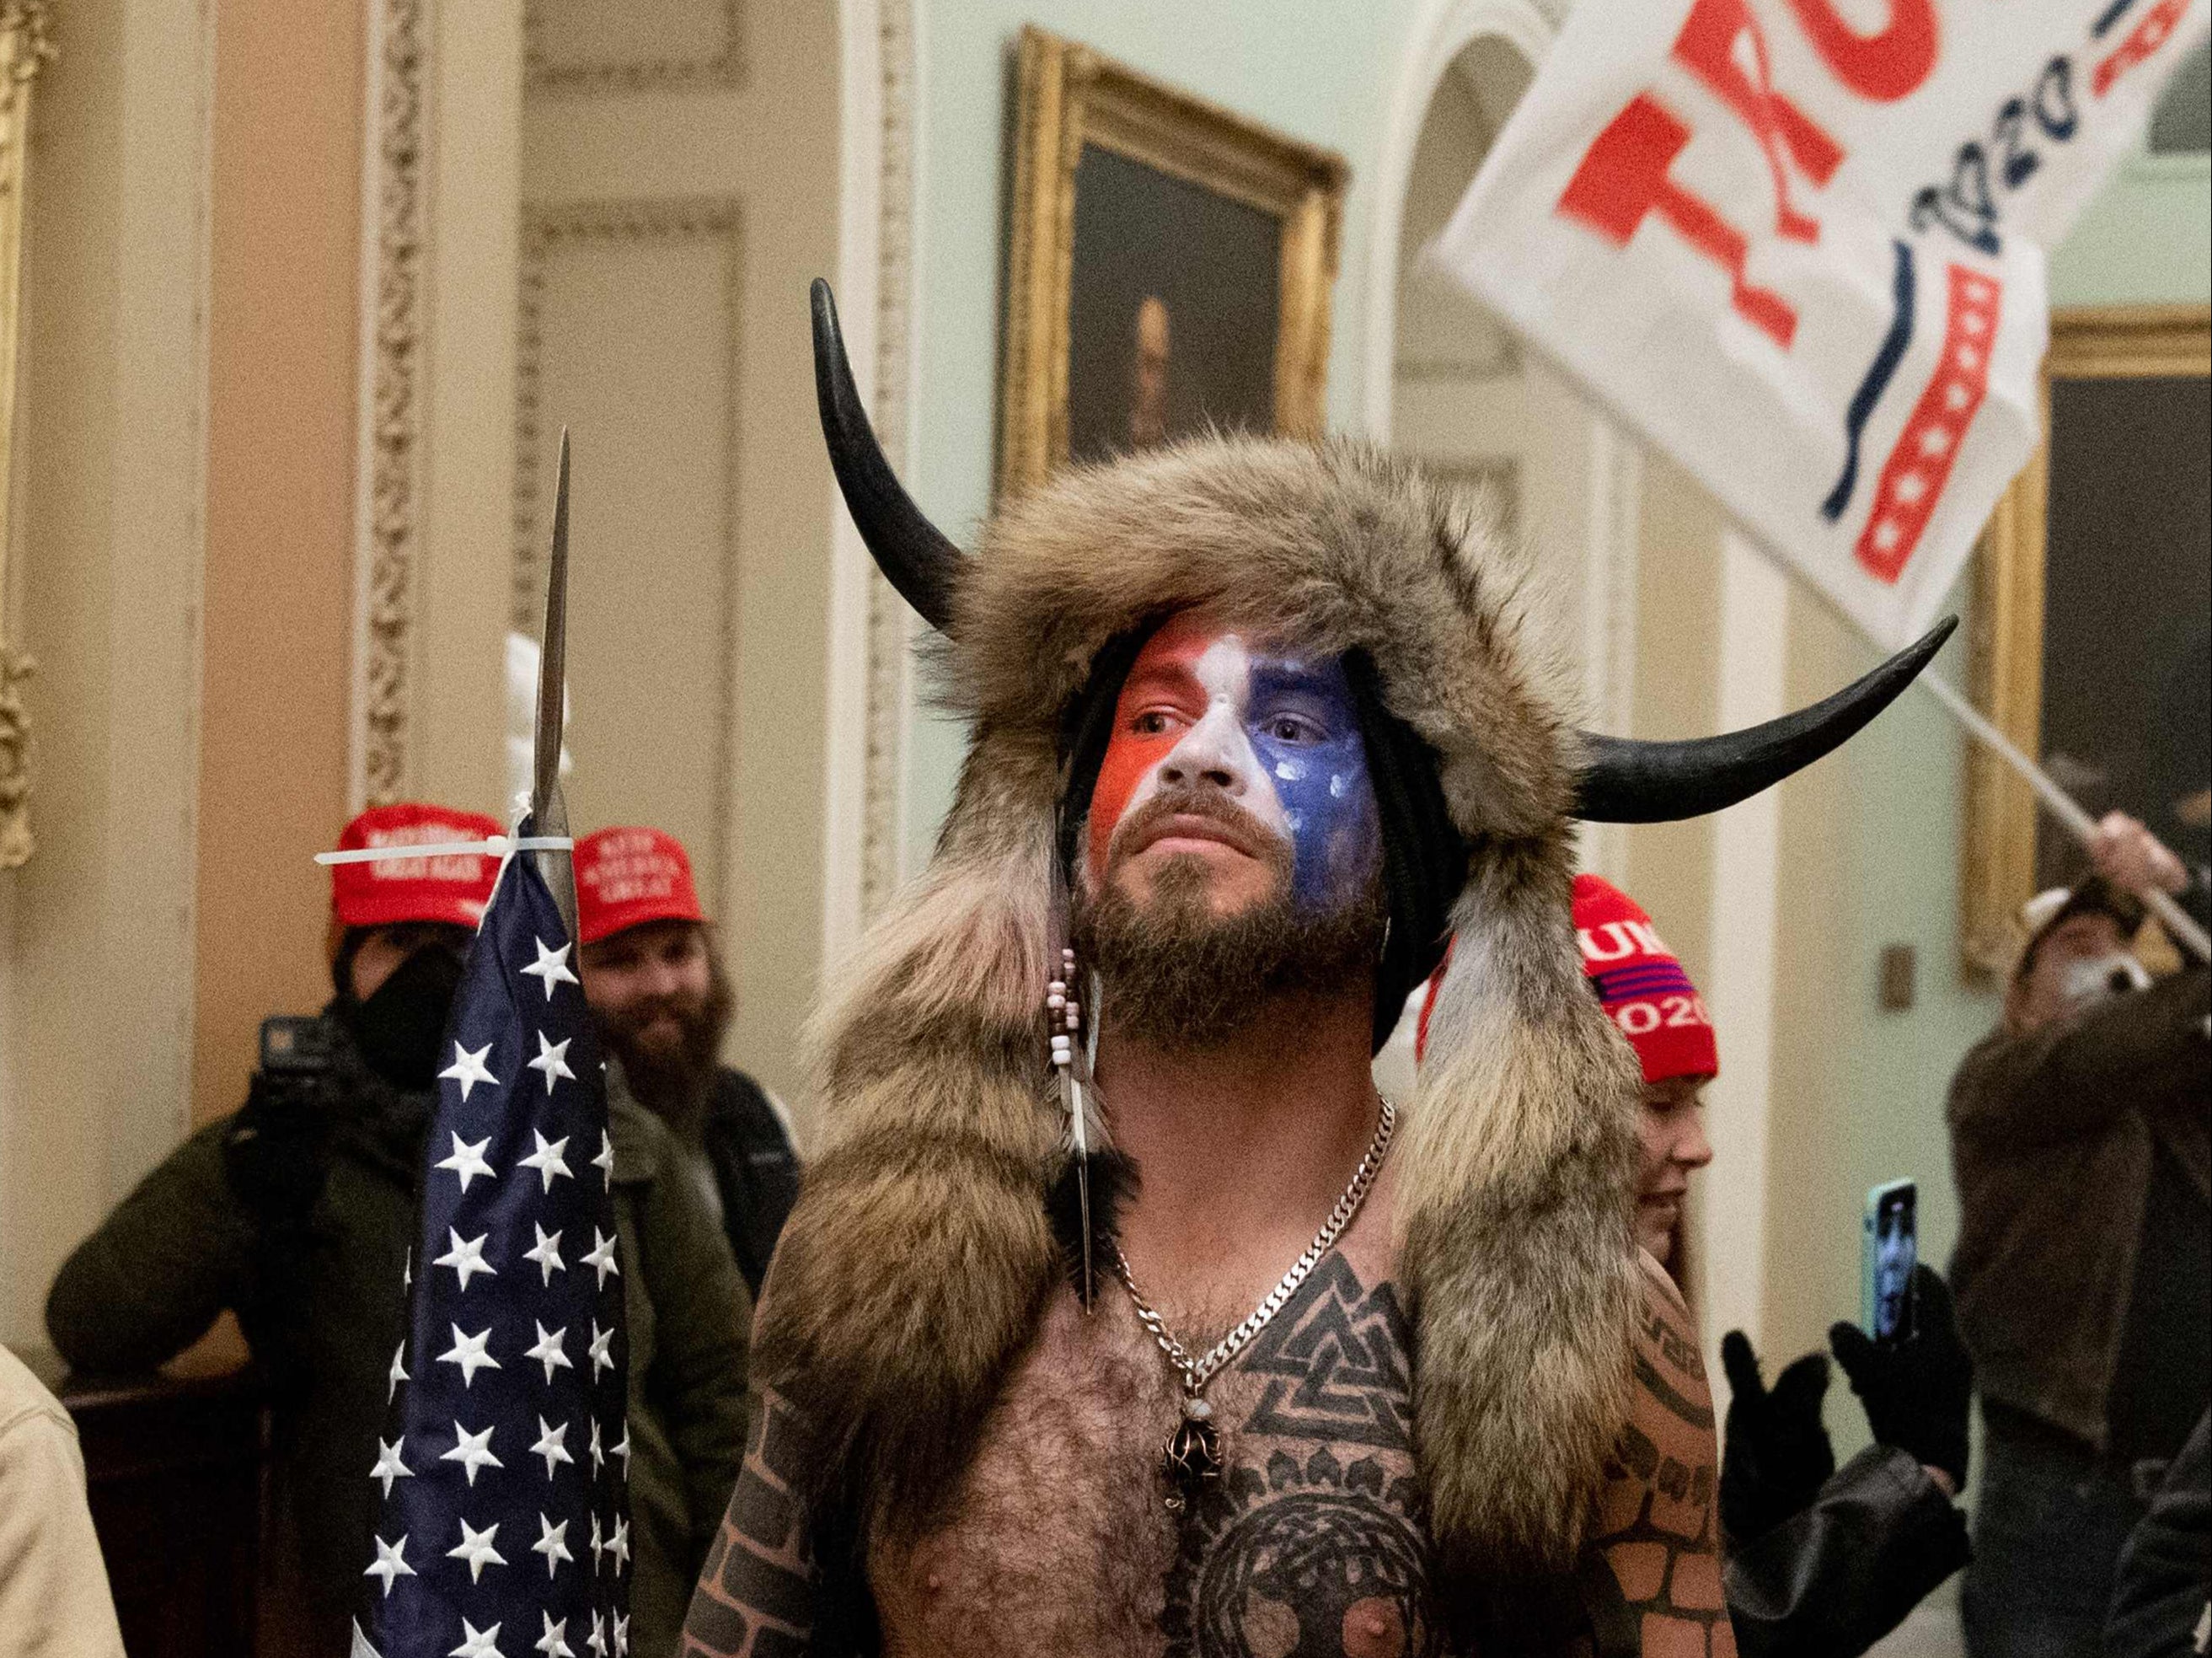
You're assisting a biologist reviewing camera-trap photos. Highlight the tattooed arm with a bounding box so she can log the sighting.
[1580,1254,1738,1658]
[682,1385,824,1657]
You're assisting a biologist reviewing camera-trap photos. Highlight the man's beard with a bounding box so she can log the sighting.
[1070,789,1384,1052]
[593,955,735,1140]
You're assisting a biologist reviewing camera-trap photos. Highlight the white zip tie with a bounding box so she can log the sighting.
[314,835,574,866]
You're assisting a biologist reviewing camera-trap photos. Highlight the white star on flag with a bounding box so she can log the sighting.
[613,1612,629,1657]
[447,1518,508,1583]
[441,1420,504,1487]
[449,1614,504,1657]
[588,1513,604,1571]
[530,1414,575,1479]
[531,1512,574,1580]
[362,1533,414,1597]
[611,1425,630,1477]
[435,1132,497,1191]
[608,1515,630,1573]
[588,1419,604,1476]
[527,1031,576,1095]
[438,1041,500,1101]
[437,1323,501,1387]
[587,1322,616,1380]
[388,1341,408,1402]
[524,1322,572,1386]
[369,1436,413,1498]
[403,1248,412,1290]
[534,1611,576,1658]
[433,1227,497,1291]
[523,1224,566,1285]
[586,1612,608,1658]
[519,936,580,1001]
[592,1131,615,1186]
[517,1130,573,1194]
[581,1229,620,1290]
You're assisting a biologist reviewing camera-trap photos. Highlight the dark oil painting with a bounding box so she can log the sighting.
[1064,144,1282,466]
[2037,373,2211,892]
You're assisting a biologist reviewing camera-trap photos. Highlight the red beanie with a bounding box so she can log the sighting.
[1414,877,1720,1083]
[1571,874,1717,1085]
[575,827,705,947]
[329,802,503,930]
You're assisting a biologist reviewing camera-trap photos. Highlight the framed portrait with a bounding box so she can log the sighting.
[999,27,1349,496]
[1963,305,2211,974]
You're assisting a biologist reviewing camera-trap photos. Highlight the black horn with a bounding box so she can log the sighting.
[1572,617,1956,823]
[811,278,962,630]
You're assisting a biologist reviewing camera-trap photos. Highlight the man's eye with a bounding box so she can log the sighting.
[1132,710,1177,736]
[1266,715,1322,743]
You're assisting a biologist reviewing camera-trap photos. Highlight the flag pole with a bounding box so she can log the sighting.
[532,428,579,941]
[1735,527,2211,963]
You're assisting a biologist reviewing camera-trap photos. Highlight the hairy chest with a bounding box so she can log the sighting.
[870,1253,1450,1658]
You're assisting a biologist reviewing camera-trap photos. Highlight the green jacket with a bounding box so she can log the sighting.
[46,1036,751,1658]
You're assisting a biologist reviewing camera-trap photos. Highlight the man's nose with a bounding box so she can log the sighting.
[1158,706,1251,794]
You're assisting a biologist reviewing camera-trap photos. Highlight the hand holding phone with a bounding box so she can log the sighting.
[1830,1265,1974,1490]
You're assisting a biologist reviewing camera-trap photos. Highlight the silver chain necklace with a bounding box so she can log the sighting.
[1111,1093,1397,1512]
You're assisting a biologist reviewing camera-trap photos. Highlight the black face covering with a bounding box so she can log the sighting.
[343,945,466,1091]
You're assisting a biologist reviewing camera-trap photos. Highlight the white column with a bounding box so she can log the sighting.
[1697,530,1787,1385]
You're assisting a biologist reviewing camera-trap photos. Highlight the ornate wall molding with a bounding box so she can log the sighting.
[510,196,744,626]
[859,0,914,925]
[523,0,744,96]
[351,0,429,808]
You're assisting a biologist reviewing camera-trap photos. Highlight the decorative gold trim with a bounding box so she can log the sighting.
[860,0,915,924]
[997,27,1348,497]
[523,0,744,95]
[1963,303,2212,974]
[511,196,744,881]
[0,1,55,867]
[358,0,428,808]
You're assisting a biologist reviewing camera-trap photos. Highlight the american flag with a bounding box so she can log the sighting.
[353,834,632,1658]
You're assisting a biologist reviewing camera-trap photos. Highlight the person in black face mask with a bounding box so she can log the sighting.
[46,801,754,1655]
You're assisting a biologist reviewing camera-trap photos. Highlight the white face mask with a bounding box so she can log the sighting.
[2059,951,2151,1008]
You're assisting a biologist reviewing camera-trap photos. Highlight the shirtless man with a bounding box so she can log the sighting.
[676,283,1941,1656]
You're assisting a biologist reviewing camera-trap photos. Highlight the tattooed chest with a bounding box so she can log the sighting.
[873,1253,1452,1658]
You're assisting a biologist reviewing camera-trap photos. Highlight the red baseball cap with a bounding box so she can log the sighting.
[329,802,503,930]
[1571,874,1717,1085]
[575,827,705,946]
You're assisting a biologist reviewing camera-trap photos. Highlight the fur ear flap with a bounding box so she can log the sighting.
[1395,840,1643,1579]
[754,735,1065,1537]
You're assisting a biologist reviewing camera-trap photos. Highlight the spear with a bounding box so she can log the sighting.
[533,428,578,940]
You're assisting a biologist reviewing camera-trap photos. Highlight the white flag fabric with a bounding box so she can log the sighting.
[1430,0,2208,650]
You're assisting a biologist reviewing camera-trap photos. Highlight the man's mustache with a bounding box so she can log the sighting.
[1106,786,1287,873]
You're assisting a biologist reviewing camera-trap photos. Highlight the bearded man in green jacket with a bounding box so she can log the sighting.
[46,802,752,1658]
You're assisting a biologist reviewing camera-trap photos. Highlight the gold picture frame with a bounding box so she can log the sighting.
[1964,303,2212,974]
[999,26,1348,497]
[0,2,55,869]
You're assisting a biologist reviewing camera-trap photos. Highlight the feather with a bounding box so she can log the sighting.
[1046,1146,1135,1307]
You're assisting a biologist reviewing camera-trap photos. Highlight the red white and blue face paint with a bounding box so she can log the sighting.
[1086,613,1381,913]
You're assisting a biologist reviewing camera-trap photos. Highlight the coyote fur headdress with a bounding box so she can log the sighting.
[768,282,1947,1582]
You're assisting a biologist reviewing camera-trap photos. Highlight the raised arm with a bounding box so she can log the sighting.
[1580,1255,1737,1657]
[682,1383,824,1656]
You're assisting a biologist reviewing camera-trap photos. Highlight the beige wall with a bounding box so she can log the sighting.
[3,0,212,1345]
[192,0,363,1128]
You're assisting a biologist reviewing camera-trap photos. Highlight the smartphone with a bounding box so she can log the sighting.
[1861,1178,1918,1345]
[260,1014,338,1078]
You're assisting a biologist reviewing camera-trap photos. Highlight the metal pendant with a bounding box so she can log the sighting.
[1160,1393,1222,1514]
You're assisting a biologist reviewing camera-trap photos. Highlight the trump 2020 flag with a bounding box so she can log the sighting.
[1431,0,2208,649]
[354,832,631,1658]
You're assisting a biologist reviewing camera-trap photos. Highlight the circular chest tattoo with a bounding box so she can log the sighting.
[1161,1445,1442,1658]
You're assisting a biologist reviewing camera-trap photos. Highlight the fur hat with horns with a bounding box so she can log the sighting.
[766,282,1950,1583]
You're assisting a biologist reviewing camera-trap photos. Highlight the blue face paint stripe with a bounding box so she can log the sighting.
[1245,655,1380,911]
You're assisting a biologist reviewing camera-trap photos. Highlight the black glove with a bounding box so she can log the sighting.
[1829,1264,1973,1491]
[1720,1329,1837,1549]
[222,1069,335,1226]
